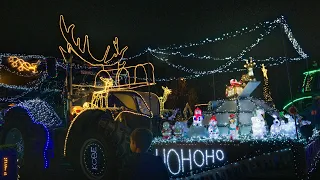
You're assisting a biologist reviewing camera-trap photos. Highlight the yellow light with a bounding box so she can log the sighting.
[72,106,84,116]
[159,86,172,117]
[3,157,8,176]
[59,15,128,67]
[8,56,40,73]
[60,15,158,156]
[261,64,268,79]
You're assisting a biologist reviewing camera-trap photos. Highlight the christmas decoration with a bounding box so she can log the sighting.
[208,115,219,139]
[225,79,244,99]
[159,86,172,117]
[173,121,184,138]
[261,64,275,107]
[162,122,172,139]
[193,107,203,126]
[270,114,281,136]
[228,114,238,140]
[251,109,267,139]
[283,114,297,138]
[123,16,308,82]
[188,108,207,138]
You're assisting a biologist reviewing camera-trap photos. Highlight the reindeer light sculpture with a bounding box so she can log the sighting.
[59,15,156,109]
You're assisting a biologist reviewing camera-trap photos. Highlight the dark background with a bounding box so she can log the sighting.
[0,0,319,109]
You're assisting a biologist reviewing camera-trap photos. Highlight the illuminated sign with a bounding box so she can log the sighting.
[155,148,225,175]
[3,157,8,176]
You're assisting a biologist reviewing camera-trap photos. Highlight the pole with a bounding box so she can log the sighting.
[66,54,73,125]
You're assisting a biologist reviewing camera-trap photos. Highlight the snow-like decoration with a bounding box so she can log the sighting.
[251,109,267,138]
[13,99,62,128]
[283,114,297,138]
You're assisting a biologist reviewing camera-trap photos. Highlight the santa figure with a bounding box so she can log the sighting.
[228,114,238,140]
[208,115,219,139]
[162,122,172,139]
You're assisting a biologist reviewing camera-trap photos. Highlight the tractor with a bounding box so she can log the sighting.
[0,15,163,179]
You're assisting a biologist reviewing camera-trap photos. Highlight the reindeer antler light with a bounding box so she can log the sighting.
[59,15,128,67]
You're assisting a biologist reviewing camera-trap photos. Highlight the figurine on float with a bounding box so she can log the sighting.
[162,122,172,139]
[172,121,184,138]
[228,114,238,140]
[188,107,207,138]
[208,115,219,139]
[251,109,267,138]
[283,114,297,138]
[270,114,281,136]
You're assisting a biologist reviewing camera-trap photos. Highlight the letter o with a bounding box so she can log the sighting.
[193,150,205,167]
[166,149,181,175]
[216,150,224,161]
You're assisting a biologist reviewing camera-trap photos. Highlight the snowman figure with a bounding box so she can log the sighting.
[193,107,204,126]
[188,107,207,138]
[162,122,172,139]
[173,121,184,138]
[228,114,238,140]
[208,115,219,139]
[270,114,281,136]
[251,109,267,138]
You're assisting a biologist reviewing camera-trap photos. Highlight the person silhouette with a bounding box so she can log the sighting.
[120,128,169,180]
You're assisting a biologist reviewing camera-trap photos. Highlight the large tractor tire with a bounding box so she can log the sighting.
[0,107,48,179]
[66,110,130,180]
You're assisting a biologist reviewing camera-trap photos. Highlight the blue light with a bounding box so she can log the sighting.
[5,105,52,168]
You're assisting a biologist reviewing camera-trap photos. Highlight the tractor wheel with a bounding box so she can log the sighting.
[67,113,130,180]
[0,108,48,179]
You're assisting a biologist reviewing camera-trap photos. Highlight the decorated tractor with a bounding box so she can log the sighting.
[0,15,163,179]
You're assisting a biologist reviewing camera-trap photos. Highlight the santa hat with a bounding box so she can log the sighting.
[229,114,236,119]
[194,107,202,115]
[210,115,217,121]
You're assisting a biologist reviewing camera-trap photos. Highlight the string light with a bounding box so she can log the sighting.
[59,15,128,67]
[261,64,275,106]
[5,103,53,169]
[7,56,40,74]
[283,96,313,110]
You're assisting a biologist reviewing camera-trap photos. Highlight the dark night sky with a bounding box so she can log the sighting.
[1,0,319,108]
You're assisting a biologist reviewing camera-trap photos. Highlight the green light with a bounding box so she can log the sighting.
[283,96,313,110]
[303,68,320,75]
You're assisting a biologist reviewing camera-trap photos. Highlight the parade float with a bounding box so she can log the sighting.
[0,15,319,180]
[152,59,320,180]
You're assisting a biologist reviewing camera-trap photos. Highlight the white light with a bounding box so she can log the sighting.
[166,149,181,175]
[205,150,215,165]
[193,150,205,167]
[181,149,192,172]
[216,150,225,161]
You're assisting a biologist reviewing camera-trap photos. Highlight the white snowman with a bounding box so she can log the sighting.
[208,115,219,139]
[251,109,267,138]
